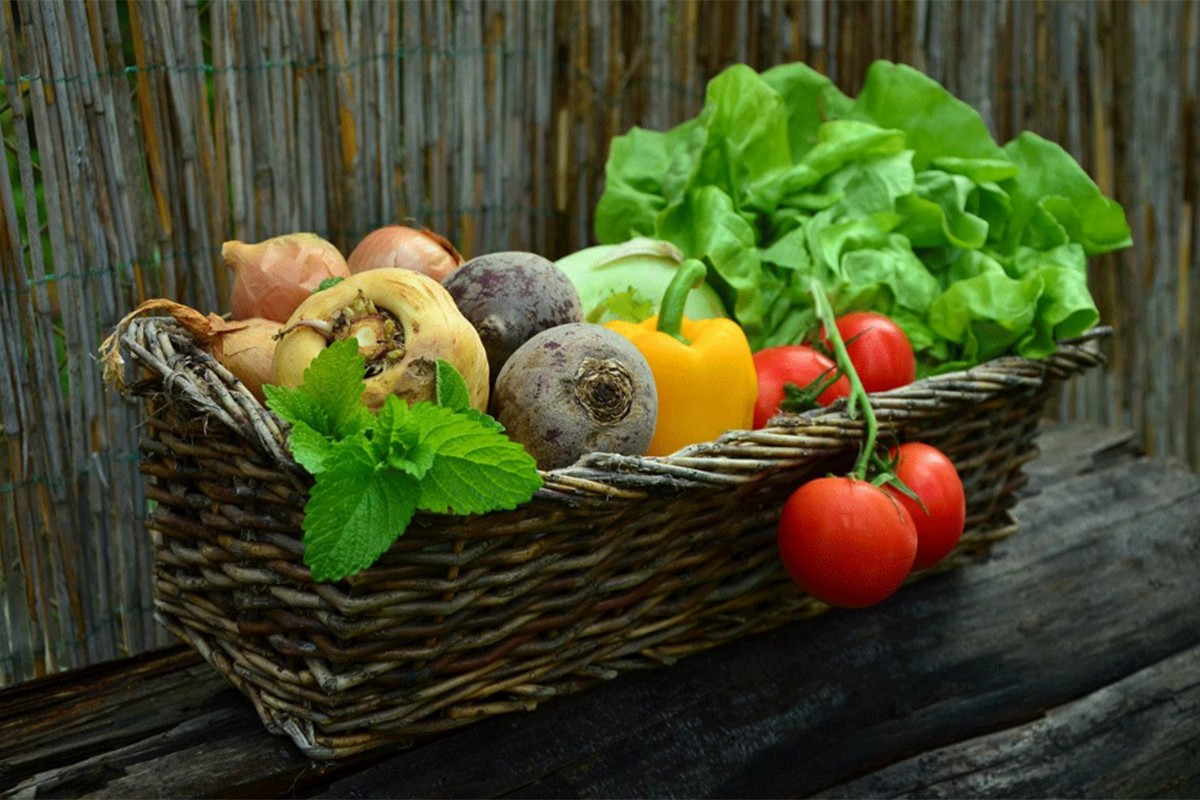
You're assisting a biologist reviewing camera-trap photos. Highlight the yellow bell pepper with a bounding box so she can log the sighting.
[605,259,757,456]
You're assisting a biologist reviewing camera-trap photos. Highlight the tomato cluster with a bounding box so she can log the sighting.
[759,309,967,609]
[777,476,917,608]
[752,311,915,427]
[887,442,968,571]
[777,442,966,608]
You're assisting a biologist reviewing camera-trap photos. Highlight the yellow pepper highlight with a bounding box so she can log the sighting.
[604,259,757,456]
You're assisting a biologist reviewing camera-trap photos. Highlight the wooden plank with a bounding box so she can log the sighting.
[1019,420,1140,487]
[4,424,1197,799]
[0,650,359,798]
[822,642,1200,798]
[0,648,204,781]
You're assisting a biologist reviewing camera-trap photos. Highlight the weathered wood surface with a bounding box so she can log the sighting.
[1,421,1197,799]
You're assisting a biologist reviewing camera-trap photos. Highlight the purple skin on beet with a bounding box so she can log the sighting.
[443,251,584,387]
[488,323,658,470]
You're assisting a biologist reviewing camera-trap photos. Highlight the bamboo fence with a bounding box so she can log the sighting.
[0,0,1195,686]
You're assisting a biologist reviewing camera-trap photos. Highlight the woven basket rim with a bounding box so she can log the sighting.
[101,315,1109,501]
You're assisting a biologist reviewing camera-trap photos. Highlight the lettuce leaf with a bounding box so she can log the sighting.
[593,59,1131,367]
[658,186,765,337]
[1002,132,1133,257]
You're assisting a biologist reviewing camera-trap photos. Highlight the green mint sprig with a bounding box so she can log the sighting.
[263,339,542,582]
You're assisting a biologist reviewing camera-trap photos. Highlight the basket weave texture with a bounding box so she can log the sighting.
[104,315,1107,759]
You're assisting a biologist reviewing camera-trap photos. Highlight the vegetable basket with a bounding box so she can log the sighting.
[101,314,1108,760]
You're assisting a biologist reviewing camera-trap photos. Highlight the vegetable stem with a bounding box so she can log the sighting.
[656,259,708,344]
[809,279,877,480]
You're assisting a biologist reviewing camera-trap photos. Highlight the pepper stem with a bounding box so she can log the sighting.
[656,258,708,344]
[809,279,877,480]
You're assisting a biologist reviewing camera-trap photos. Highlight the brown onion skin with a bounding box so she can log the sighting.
[100,298,280,403]
[346,225,464,282]
[209,318,280,401]
[272,270,489,412]
[225,232,350,323]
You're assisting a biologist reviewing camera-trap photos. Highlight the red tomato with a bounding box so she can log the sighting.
[822,311,915,394]
[884,443,967,570]
[777,477,918,608]
[752,345,852,428]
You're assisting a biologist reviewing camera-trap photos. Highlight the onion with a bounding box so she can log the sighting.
[101,299,280,402]
[346,225,464,282]
[206,317,281,401]
[225,232,351,323]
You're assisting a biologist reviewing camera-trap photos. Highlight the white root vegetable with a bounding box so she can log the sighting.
[273,270,489,411]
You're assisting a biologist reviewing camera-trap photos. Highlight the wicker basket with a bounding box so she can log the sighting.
[102,315,1107,759]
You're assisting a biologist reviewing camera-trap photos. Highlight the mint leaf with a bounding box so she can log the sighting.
[372,395,418,459]
[388,441,437,479]
[463,407,505,433]
[373,395,435,478]
[435,359,472,412]
[269,338,373,438]
[431,369,504,433]
[408,403,542,515]
[264,383,332,436]
[287,420,343,474]
[305,339,375,437]
[275,343,541,582]
[301,437,418,582]
[314,276,345,293]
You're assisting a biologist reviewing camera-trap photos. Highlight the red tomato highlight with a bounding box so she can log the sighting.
[752,345,851,428]
[885,442,967,570]
[823,311,915,394]
[777,477,917,608]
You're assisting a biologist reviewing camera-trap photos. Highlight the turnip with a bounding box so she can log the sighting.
[272,270,490,412]
[442,251,584,387]
[490,323,658,470]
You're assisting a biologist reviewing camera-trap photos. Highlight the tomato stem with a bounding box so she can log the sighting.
[808,279,877,480]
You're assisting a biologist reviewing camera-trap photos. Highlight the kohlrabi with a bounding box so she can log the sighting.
[554,238,729,325]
